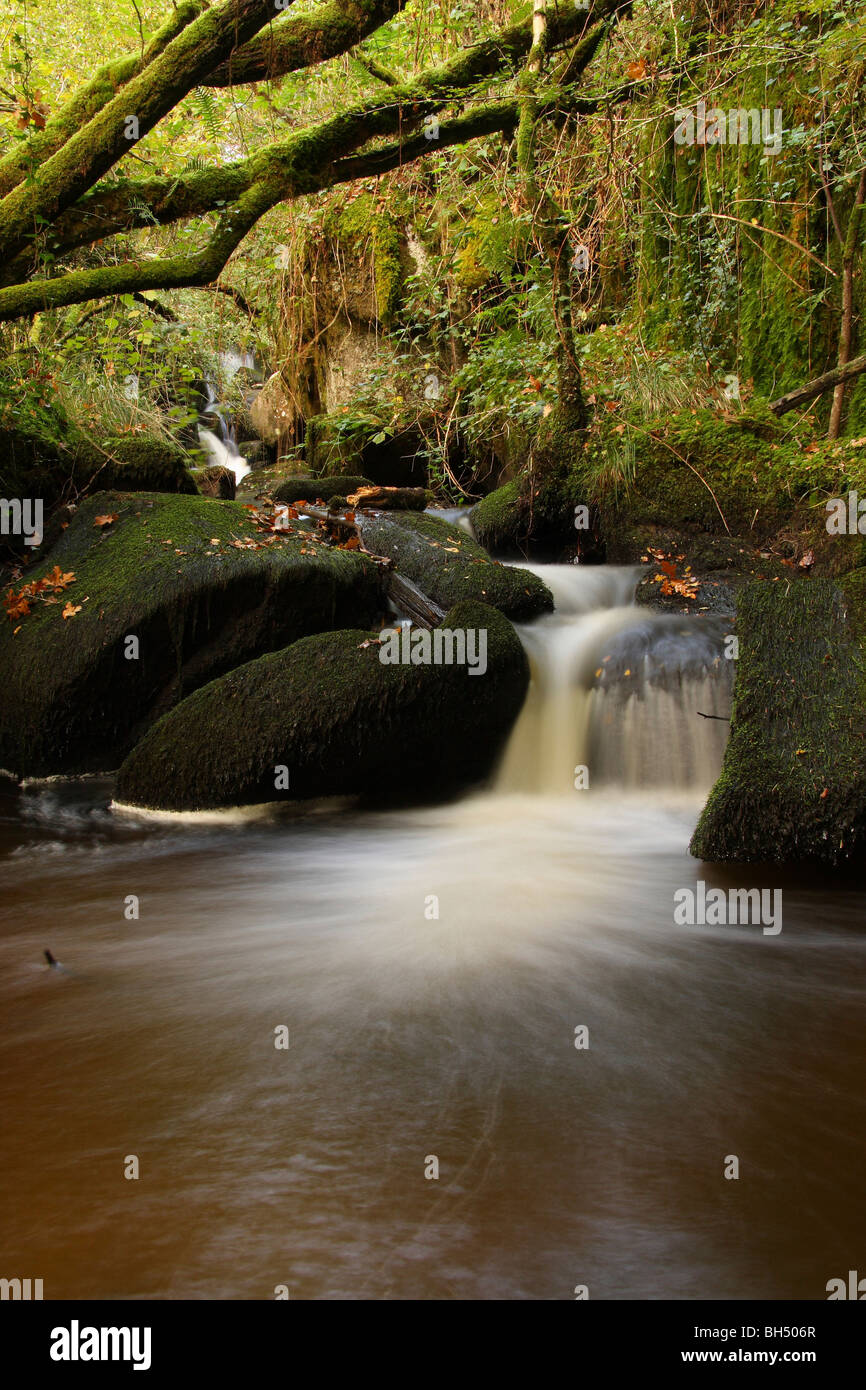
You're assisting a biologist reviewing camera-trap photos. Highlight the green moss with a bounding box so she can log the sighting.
[115,599,529,811]
[77,435,198,495]
[358,510,553,620]
[324,191,404,324]
[470,480,523,551]
[0,490,384,777]
[691,577,866,865]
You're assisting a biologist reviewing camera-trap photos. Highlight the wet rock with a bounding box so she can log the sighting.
[115,601,529,812]
[0,491,384,778]
[691,576,866,866]
[357,511,553,621]
[190,465,236,500]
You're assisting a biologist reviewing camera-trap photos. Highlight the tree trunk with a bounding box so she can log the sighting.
[769,352,866,416]
[827,170,866,440]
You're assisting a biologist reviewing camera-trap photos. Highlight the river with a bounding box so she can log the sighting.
[0,565,863,1300]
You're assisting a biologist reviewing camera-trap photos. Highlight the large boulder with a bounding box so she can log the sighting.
[691,575,866,866]
[249,372,297,451]
[115,600,529,811]
[0,491,384,778]
[357,511,553,621]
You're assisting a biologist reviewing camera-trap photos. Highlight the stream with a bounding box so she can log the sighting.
[0,565,864,1299]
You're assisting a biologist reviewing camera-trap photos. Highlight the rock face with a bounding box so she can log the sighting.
[115,600,529,812]
[0,492,384,778]
[691,575,866,866]
[358,511,553,621]
[249,373,298,452]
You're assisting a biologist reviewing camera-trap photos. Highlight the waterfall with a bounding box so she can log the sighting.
[197,425,250,485]
[496,564,733,795]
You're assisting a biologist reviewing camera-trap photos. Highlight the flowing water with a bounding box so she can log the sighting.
[1,566,864,1301]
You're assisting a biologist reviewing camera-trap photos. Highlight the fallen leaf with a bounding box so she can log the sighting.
[62,602,82,620]
[93,513,119,527]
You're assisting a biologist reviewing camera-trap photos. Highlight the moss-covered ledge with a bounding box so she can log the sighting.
[690,576,866,866]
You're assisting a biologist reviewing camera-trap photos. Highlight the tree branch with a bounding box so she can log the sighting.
[0,0,298,265]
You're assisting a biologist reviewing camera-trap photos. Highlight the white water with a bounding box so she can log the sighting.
[197,425,251,485]
[498,565,732,795]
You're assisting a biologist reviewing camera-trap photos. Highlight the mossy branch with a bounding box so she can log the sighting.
[0,3,205,202]
[0,0,291,265]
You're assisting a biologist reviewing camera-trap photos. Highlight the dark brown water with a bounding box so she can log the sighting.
[1,568,864,1300]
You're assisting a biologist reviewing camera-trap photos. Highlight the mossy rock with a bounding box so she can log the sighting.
[76,435,198,496]
[0,491,384,779]
[323,191,404,325]
[0,424,197,566]
[357,511,553,621]
[115,600,529,812]
[690,577,866,866]
[190,465,236,500]
[305,416,428,487]
[273,475,373,505]
[470,480,524,552]
[498,405,866,570]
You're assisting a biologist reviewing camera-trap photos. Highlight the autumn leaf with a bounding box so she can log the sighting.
[45,565,75,590]
[627,58,647,80]
[93,513,119,527]
[62,602,82,620]
[4,594,31,620]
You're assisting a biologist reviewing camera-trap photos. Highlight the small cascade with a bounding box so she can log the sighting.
[196,357,259,485]
[496,564,732,795]
[197,423,250,485]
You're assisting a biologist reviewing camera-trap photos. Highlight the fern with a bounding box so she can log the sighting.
[192,87,221,140]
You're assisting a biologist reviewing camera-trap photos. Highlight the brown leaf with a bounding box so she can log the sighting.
[62,601,82,620]
[93,513,119,527]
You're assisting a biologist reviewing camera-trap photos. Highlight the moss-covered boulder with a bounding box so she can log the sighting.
[305,415,429,487]
[357,510,553,620]
[190,464,236,500]
[115,600,528,811]
[273,475,373,506]
[79,435,198,497]
[470,480,524,553]
[0,491,384,778]
[0,422,196,547]
[690,577,866,866]
[483,405,866,574]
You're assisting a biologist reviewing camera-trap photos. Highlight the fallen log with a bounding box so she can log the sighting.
[769,352,866,416]
[287,501,445,629]
[386,572,447,629]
